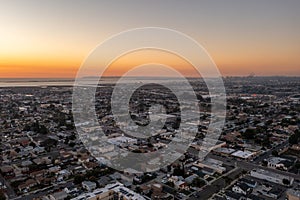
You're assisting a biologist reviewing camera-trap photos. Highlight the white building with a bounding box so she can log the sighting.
[231,150,255,160]
[265,157,293,171]
[107,136,137,147]
[250,169,294,186]
[82,181,97,192]
[232,182,252,195]
[72,182,146,200]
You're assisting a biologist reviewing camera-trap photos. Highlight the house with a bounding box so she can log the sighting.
[58,169,71,179]
[48,166,61,174]
[265,157,294,171]
[18,179,37,192]
[257,187,283,199]
[151,183,174,200]
[49,191,68,200]
[174,180,187,190]
[266,188,283,199]
[33,146,45,154]
[240,178,257,188]
[152,192,174,200]
[184,174,199,185]
[30,169,46,178]
[83,161,99,170]
[21,160,33,167]
[73,166,86,174]
[232,182,252,195]
[0,165,15,178]
[64,186,79,195]
[109,172,122,180]
[97,176,112,187]
[225,191,247,200]
[82,181,97,191]
[140,185,151,195]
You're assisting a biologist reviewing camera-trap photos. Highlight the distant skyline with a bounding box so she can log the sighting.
[1,0,300,78]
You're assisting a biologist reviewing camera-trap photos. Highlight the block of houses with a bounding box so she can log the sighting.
[232,182,252,196]
[82,181,97,191]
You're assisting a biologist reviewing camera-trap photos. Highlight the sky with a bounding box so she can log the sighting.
[0,0,300,78]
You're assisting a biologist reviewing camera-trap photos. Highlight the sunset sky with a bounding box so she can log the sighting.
[0,0,300,78]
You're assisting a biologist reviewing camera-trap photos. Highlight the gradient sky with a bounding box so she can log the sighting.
[0,0,300,78]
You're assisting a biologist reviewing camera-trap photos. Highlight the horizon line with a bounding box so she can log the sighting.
[0,75,300,79]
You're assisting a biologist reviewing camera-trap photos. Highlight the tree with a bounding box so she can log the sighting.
[289,131,300,145]
[0,191,6,200]
[29,142,36,148]
[192,177,205,188]
[282,178,290,185]
[135,186,142,194]
[166,181,174,187]
[242,128,256,140]
[272,150,279,157]
[39,125,49,134]
[73,175,85,184]
[167,165,172,172]
[295,162,300,169]
[69,142,76,148]
[262,160,268,166]
[173,165,184,176]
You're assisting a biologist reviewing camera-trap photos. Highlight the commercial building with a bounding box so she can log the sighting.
[250,169,294,186]
[72,182,146,200]
[193,158,226,174]
[231,150,255,160]
[265,157,294,171]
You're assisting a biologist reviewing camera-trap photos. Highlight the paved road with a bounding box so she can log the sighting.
[188,168,243,200]
[208,154,300,180]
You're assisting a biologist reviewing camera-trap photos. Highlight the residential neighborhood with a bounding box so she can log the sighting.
[0,76,299,200]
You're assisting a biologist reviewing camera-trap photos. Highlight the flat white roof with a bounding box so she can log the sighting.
[214,147,236,154]
[251,168,294,181]
[266,157,287,165]
[72,182,146,200]
[231,150,254,159]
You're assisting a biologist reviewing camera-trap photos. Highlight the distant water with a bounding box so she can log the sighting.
[0,78,75,87]
[0,77,188,87]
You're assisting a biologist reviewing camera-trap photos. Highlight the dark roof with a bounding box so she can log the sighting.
[225,191,244,200]
[236,182,251,192]
[202,167,215,173]
[240,178,256,186]
[97,176,111,186]
[279,160,293,167]
[269,188,283,196]
[247,194,264,200]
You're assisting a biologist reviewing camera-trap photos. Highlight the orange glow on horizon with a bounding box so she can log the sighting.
[1,47,299,78]
[103,49,200,77]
